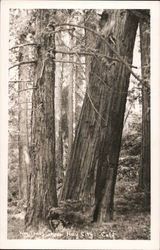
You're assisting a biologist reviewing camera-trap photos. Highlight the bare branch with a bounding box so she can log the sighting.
[51,28,75,35]
[9,43,39,51]
[53,59,86,65]
[50,49,119,61]
[74,75,107,123]
[9,80,34,83]
[123,102,134,125]
[86,90,107,123]
[9,28,73,51]
[18,87,37,93]
[55,23,142,83]
[9,60,37,70]
[131,65,138,69]
[9,29,74,51]
[90,71,130,94]
[52,49,137,68]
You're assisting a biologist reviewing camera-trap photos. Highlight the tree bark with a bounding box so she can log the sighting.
[18,41,30,204]
[139,19,150,207]
[55,58,64,185]
[67,30,76,165]
[68,53,74,158]
[18,80,28,203]
[61,10,138,223]
[84,10,98,86]
[25,10,58,228]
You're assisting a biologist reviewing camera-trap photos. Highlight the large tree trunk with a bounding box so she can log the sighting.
[84,10,98,86]
[61,10,138,223]
[25,10,58,228]
[139,19,150,207]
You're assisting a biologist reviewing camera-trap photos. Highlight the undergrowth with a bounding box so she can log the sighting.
[8,180,150,240]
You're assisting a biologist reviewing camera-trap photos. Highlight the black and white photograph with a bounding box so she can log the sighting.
[0,1,160,249]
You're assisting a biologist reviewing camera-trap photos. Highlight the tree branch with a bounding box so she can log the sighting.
[18,87,37,93]
[53,59,86,65]
[9,80,33,83]
[86,90,107,123]
[9,60,37,70]
[52,49,137,68]
[51,49,120,62]
[49,28,74,35]
[9,29,73,51]
[9,43,39,51]
[54,23,142,83]
[74,77,107,123]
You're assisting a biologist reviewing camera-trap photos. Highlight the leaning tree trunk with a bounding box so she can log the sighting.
[139,19,150,207]
[25,10,58,228]
[61,10,138,223]
[84,10,98,86]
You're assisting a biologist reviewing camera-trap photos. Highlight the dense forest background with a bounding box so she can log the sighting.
[8,9,150,239]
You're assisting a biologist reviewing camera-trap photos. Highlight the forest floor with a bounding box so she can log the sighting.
[8,180,150,240]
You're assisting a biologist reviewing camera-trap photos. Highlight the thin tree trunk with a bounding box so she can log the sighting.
[139,19,150,207]
[56,60,64,184]
[61,10,138,223]
[18,82,28,202]
[18,44,29,204]
[25,10,58,228]
[68,30,76,159]
[68,53,74,158]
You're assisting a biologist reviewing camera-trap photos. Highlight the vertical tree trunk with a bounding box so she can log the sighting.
[68,54,74,158]
[68,31,76,159]
[25,10,58,228]
[18,84,28,202]
[58,62,64,180]
[74,45,86,129]
[74,62,84,127]
[139,19,150,207]
[18,44,29,204]
[61,10,138,223]
[55,59,64,184]
[17,11,37,204]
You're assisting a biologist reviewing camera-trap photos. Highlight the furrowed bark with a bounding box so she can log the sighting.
[25,10,58,228]
[61,10,138,223]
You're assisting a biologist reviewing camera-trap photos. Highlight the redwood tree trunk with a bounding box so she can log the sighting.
[61,10,138,223]
[84,10,98,86]
[68,54,74,158]
[18,42,29,203]
[18,79,28,203]
[139,19,150,207]
[57,61,64,183]
[25,10,58,228]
